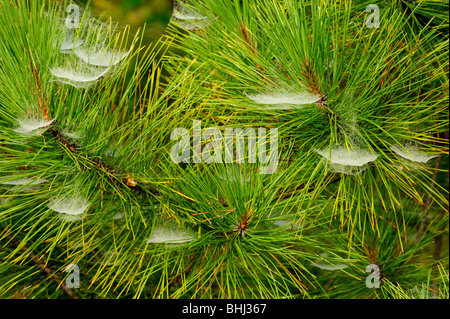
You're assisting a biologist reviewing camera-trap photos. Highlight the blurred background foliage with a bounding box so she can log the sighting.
[57,0,174,44]
[53,0,176,82]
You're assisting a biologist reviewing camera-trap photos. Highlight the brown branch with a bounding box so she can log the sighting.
[302,58,321,96]
[25,49,50,121]
[7,235,79,299]
[432,234,442,297]
[239,24,272,85]
[47,126,158,197]
[415,154,442,243]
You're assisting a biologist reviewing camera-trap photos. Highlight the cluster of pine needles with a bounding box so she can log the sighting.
[0,0,448,299]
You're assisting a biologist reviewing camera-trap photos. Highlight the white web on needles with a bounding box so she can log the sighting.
[312,261,349,271]
[54,79,94,90]
[74,47,130,67]
[54,30,85,54]
[171,0,211,30]
[314,95,374,176]
[1,176,48,192]
[60,129,82,141]
[315,145,379,167]
[48,12,85,54]
[48,195,90,216]
[49,11,132,89]
[246,90,320,110]
[273,216,303,230]
[13,115,54,136]
[312,253,349,271]
[100,251,121,266]
[145,220,196,244]
[390,144,438,163]
[112,212,125,220]
[50,62,110,83]
[50,62,110,89]
[247,91,320,105]
[1,177,47,186]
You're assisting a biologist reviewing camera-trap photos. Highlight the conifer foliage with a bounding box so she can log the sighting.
[0,0,448,299]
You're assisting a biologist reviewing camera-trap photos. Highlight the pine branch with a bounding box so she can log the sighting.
[6,235,79,299]
[415,154,443,243]
[238,23,270,86]
[26,49,50,122]
[47,125,160,197]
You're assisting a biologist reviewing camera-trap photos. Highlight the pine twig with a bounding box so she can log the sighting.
[415,154,442,243]
[239,24,272,85]
[26,49,50,121]
[432,234,442,297]
[47,126,158,197]
[7,235,79,299]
